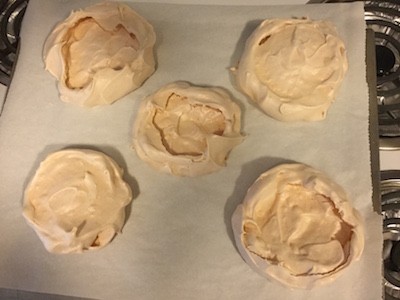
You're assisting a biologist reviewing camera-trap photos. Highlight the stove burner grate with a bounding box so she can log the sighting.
[381,170,400,300]
[362,1,400,140]
[0,0,28,86]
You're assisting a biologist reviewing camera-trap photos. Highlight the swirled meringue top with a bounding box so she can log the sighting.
[132,82,244,177]
[231,164,364,289]
[43,2,156,107]
[235,18,348,122]
[23,149,132,254]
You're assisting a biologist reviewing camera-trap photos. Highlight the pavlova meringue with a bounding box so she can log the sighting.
[231,164,364,289]
[235,18,348,122]
[43,2,156,107]
[132,82,244,176]
[23,149,132,254]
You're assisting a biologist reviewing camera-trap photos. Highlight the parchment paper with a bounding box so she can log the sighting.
[0,1,382,299]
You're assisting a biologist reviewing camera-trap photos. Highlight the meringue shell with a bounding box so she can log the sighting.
[235,18,348,122]
[231,163,364,289]
[23,149,132,254]
[43,2,156,107]
[132,82,244,177]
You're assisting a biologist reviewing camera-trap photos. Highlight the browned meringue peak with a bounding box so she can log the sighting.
[153,94,226,156]
[62,17,140,89]
[43,2,156,107]
[23,149,132,254]
[231,164,364,289]
[132,82,244,177]
[235,18,348,122]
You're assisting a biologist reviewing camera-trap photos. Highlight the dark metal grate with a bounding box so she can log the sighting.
[381,170,400,299]
[0,0,28,86]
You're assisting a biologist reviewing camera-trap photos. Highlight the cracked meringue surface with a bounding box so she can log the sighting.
[231,164,364,289]
[23,149,132,254]
[43,2,156,107]
[132,82,244,177]
[235,18,348,122]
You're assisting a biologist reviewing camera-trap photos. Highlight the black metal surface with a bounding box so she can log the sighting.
[376,44,396,78]
[0,0,28,86]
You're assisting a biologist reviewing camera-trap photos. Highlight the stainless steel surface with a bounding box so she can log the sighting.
[382,171,400,299]
[368,1,400,150]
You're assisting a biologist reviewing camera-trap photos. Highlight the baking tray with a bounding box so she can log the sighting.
[0,1,382,299]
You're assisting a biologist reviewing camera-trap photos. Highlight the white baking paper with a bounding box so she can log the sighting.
[0,1,382,299]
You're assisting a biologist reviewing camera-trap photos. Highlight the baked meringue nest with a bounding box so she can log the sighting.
[132,82,244,177]
[235,18,348,122]
[23,149,132,254]
[43,2,156,107]
[231,163,364,289]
